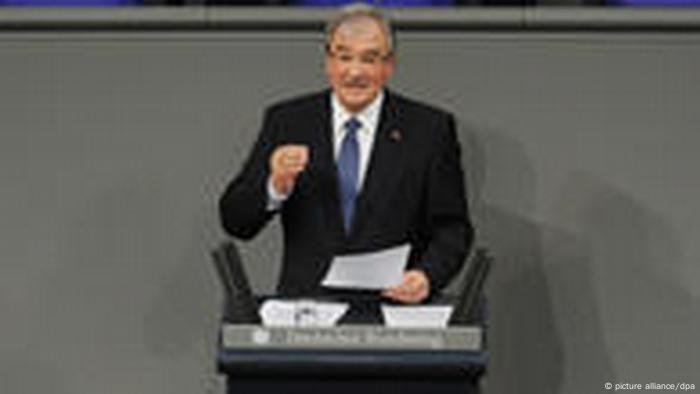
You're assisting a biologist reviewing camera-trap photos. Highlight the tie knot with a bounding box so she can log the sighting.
[344,117,362,136]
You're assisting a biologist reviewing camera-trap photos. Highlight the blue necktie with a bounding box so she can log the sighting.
[338,117,361,232]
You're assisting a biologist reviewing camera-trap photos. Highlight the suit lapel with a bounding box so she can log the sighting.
[312,91,346,238]
[351,91,405,236]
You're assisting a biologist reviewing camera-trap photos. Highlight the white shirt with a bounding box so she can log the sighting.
[331,91,383,192]
[267,91,385,210]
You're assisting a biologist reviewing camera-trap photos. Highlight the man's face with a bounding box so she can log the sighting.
[325,18,395,113]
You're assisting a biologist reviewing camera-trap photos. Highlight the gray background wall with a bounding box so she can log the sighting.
[1,9,699,394]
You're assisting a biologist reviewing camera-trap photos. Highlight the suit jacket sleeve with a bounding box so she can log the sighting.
[413,113,474,290]
[219,107,280,240]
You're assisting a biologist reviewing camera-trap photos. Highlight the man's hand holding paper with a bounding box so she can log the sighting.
[382,270,430,304]
[321,244,431,303]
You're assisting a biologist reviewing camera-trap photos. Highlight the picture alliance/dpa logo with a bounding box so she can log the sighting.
[604,382,696,391]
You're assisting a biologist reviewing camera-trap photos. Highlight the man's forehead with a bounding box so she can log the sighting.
[332,17,387,47]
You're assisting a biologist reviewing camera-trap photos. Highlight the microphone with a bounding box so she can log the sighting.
[449,248,492,326]
[211,241,261,324]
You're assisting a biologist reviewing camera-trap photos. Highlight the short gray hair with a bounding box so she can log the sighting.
[325,3,395,56]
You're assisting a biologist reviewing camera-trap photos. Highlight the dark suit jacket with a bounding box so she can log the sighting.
[219,89,474,298]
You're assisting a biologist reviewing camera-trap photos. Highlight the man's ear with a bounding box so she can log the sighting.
[324,55,332,80]
[384,55,396,79]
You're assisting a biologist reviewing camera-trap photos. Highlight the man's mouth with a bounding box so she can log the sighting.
[344,85,368,91]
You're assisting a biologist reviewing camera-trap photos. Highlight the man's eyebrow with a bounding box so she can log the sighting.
[331,44,350,52]
[362,49,382,56]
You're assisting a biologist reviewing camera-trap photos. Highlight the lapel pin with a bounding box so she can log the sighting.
[390,129,402,142]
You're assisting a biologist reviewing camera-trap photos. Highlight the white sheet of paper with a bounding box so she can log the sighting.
[259,299,349,327]
[321,244,410,290]
[381,305,454,328]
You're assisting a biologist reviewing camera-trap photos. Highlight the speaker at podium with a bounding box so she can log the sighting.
[211,241,491,394]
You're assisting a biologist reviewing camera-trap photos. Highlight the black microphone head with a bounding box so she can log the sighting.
[211,241,261,324]
[449,248,492,326]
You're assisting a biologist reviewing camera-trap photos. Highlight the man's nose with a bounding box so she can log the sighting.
[346,62,364,78]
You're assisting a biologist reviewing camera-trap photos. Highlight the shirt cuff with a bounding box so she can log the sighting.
[266,176,290,211]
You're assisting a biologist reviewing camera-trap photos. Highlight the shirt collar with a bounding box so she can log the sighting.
[331,91,384,136]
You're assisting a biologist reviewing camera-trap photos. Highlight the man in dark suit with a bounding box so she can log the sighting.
[219,4,473,307]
